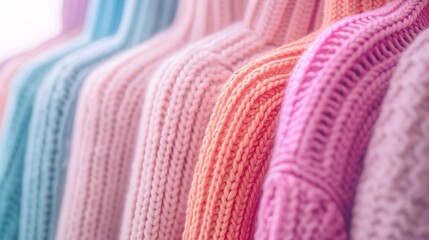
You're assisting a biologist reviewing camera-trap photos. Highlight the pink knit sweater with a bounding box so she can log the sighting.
[256,0,429,239]
[351,28,429,240]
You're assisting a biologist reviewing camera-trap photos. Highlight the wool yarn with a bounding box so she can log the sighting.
[121,1,323,239]
[0,0,123,239]
[183,1,387,240]
[57,1,242,239]
[22,1,177,240]
[255,0,429,239]
[351,28,429,240]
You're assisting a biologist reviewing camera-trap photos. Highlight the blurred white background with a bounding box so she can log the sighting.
[0,0,62,62]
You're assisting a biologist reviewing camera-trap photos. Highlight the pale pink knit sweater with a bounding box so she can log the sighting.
[351,28,429,240]
[256,0,429,239]
[122,1,324,240]
[59,1,246,240]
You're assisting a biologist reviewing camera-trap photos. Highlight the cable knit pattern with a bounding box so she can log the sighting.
[183,1,387,240]
[121,1,324,239]
[61,1,246,240]
[351,28,429,240]
[255,0,429,239]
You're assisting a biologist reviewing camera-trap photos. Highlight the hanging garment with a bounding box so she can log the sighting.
[255,0,429,239]
[351,28,429,240]
[0,0,88,133]
[122,0,323,239]
[21,1,178,240]
[0,0,124,239]
[183,0,388,239]
[59,1,246,240]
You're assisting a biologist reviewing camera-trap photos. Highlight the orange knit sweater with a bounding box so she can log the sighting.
[184,0,388,239]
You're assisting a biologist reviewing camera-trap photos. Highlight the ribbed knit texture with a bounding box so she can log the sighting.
[59,1,246,240]
[255,0,429,239]
[121,1,323,240]
[0,1,124,239]
[183,1,387,240]
[351,28,429,240]
[20,2,177,240]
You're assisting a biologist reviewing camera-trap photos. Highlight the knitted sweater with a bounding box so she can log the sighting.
[255,0,429,239]
[0,0,87,130]
[351,28,429,240]
[183,1,387,239]
[121,1,323,239]
[58,1,246,240]
[0,1,124,239]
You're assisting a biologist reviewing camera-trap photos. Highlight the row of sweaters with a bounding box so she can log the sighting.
[183,0,388,239]
[0,0,428,239]
[22,1,177,240]
[0,0,91,238]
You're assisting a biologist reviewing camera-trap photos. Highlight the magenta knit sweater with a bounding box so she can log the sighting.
[255,0,429,239]
[351,28,429,240]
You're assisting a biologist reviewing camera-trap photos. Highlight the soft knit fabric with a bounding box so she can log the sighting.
[0,1,124,239]
[255,0,429,239]
[22,1,177,240]
[0,0,87,130]
[183,1,387,239]
[351,29,429,240]
[61,1,246,240]
[122,1,324,239]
